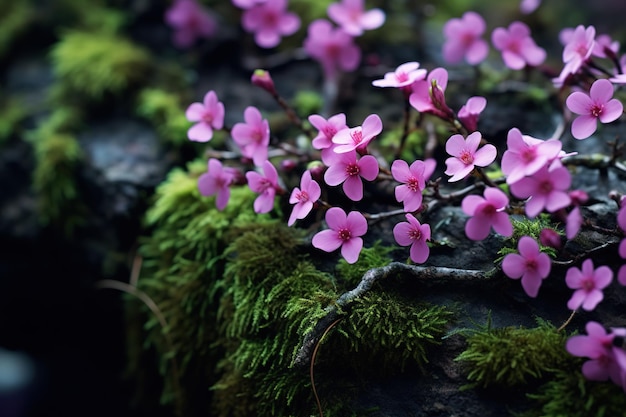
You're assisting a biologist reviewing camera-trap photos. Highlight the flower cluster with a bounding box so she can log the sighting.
[174,0,626,392]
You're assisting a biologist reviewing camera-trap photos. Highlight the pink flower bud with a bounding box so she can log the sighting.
[430,79,455,119]
[280,159,297,172]
[251,69,276,95]
[540,228,561,250]
[569,189,589,205]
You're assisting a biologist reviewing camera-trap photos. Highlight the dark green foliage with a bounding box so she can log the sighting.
[50,30,152,101]
[135,88,193,146]
[521,368,626,417]
[330,290,454,373]
[455,318,571,388]
[0,2,35,59]
[336,241,394,286]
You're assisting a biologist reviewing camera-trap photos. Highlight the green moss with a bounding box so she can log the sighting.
[293,90,324,116]
[520,368,626,417]
[0,95,27,145]
[50,30,152,102]
[135,88,192,146]
[379,124,426,161]
[455,318,571,389]
[0,2,35,59]
[496,215,560,262]
[336,240,394,287]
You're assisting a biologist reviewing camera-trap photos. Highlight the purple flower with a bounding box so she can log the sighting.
[246,160,279,213]
[566,321,626,388]
[502,236,551,298]
[491,21,546,70]
[444,131,497,182]
[391,159,434,212]
[566,259,612,311]
[501,128,563,185]
[231,106,270,166]
[165,0,217,48]
[288,170,321,226]
[442,11,489,65]
[554,25,596,85]
[327,0,385,37]
[332,114,382,154]
[566,79,623,140]
[312,207,368,264]
[509,162,572,218]
[303,19,361,81]
[458,96,486,133]
[520,0,541,14]
[241,0,300,48]
[324,150,379,201]
[372,61,427,90]
[185,90,225,142]
[393,213,431,264]
[462,187,512,241]
[198,158,237,210]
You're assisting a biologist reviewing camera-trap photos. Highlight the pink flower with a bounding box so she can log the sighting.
[502,236,551,298]
[501,128,563,185]
[444,131,497,182]
[250,69,276,95]
[312,207,368,264]
[565,259,612,311]
[592,34,620,59]
[393,213,431,264]
[246,160,279,213]
[324,150,379,201]
[539,228,561,249]
[566,206,583,239]
[288,170,321,226]
[241,0,300,48]
[309,113,348,157]
[391,159,435,212]
[566,322,626,388]
[372,62,427,90]
[566,79,623,140]
[332,114,382,154]
[461,187,512,241]
[520,0,542,14]
[185,90,225,142]
[409,68,454,119]
[554,25,596,84]
[509,162,572,218]
[442,11,488,65]
[165,0,217,48]
[303,19,361,80]
[231,106,270,166]
[491,21,546,70]
[458,96,486,132]
[232,0,267,9]
[327,0,385,37]
[198,158,237,210]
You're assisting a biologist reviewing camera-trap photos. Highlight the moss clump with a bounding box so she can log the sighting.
[496,214,560,262]
[520,368,626,417]
[455,318,571,389]
[135,88,192,146]
[336,241,394,287]
[50,30,152,102]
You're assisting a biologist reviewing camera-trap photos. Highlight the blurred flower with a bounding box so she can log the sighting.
[241,0,300,48]
[165,0,217,48]
[303,19,361,80]
[491,21,546,70]
[185,90,225,142]
[327,0,385,36]
[442,11,488,65]
[231,106,270,166]
[520,0,541,14]
[198,158,236,210]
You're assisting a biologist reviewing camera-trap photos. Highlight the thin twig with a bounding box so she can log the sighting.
[557,309,577,332]
[310,318,342,417]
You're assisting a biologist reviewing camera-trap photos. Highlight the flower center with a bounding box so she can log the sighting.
[525,258,538,271]
[323,126,337,139]
[396,72,409,83]
[338,228,352,241]
[482,204,497,216]
[202,112,214,124]
[346,163,360,177]
[581,278,595,292]
[297,190,309,202]
[539,180,553,194]
[521,146,536,163]
[459,150,474,165]
[351,128,363,145]
[263,11,279,27]
[461,32,475,47]
[590,103,604,118]
[252,128,263,143]
[407,177,419,192]
[408,228,422,241]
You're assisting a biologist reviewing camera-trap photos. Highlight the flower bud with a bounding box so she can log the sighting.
[251,69,276,95]
[569,189,588,205]
[429,79,455,119]
[540,228,561,250]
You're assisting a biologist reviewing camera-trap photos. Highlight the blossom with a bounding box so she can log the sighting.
[565,259,612,311]
[185,90,225,142]
[566,79,623,140]
[309,113,348,164]
[592,34,620,59]
[502,236,551,298]
[554,25,596,84]
[245,160,279,213]
[232,0,267,9]
[393,213,431,264]
[442,11,488,65]
[539,228,561,249]
[444,131,496,182]
[501,128,563,185]
[165,0,217,48]
[391,159,433,212]
[324,150,379,201]
[509,162,572,218]
[457,96,486,133]
[332,114,382,154]
[327,0,385,37]
[241,0,300,48]
[491,21,546,70]
[461,187,512,241]
[231,106,270,166]
[303,19,361,80]
[372,62,427,90]
[288,170,321,226]
[520,0,541,14]
[312,207,367,264]
[566,321,626,388]
[409,68,454,119]
[198,158,237,210]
